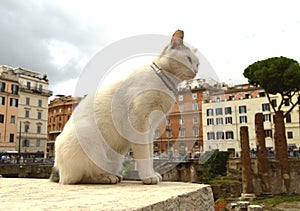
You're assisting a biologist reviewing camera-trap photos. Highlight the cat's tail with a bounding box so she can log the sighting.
[49,167,59,183]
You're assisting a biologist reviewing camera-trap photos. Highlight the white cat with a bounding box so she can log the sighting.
[50,30,199,185]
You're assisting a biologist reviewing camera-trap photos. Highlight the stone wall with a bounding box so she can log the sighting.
[227,158,300,195]
[0,164,52,178]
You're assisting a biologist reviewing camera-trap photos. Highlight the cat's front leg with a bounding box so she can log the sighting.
[131,143,162,184]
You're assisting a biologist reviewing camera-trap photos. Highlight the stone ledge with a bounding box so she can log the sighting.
[0,178,214,210]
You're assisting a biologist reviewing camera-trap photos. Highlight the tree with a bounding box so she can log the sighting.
[243,56,300,193]
[244,56,300,116]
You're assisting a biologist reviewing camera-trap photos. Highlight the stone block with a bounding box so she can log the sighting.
[0,178,214,210]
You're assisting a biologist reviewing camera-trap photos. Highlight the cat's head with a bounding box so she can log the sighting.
[154,30,199,81]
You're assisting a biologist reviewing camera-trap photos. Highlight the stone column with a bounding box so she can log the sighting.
[240,126,254,195]
[274,110,290,193]
[255,113,269,193]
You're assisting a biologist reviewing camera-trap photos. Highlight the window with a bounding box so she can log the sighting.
[287,131,293,139]
[271,99,277,108]
[26,97,30,106]
[263,114,271,122]
[38,99,42,107]
[178,95,183,101]
[36,139,41,147]
[37,125,41,134]
[179,117,184,125]
[166,119,171,126]
[225,131,234,139]
[10,98,18,107]
[240,116,247,123]
[207,109,213,116]
[225,107,232,114]
[192,102,198,111]
[0,114,4,123]
[179,142,186,147]
[259,92,266,97]
[225,117,232,124]
[216,131,224,140]
[0,82,6,92]
[193,127,199,137]
[166,128,172,138]
[284,99,290,106]
[262,103,270,111]
[24,125,29,133]
[9,134,14,142]
[207,132,215,140]
[11,85,18,94]
[179,127,185,137]
[179,104,184,112]
[38,112,42,120]
[193,116,198,123]
[25,110,30,118]
[286,113,292,123]
[10,115,15,124]
[0,96,5,105]
[23,139,30,147]
[239,105,247,113]
[39,84,43,92]
[207,118,214,125]
[216,117,223,125]
[27,81,31,89]
[216,108,223,115]
[264,129,272,138]
[192,93,197,99]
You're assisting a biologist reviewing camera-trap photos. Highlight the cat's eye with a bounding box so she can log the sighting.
[187,56,192,64]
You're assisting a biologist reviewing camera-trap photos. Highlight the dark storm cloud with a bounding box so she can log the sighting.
[0,0,106,86]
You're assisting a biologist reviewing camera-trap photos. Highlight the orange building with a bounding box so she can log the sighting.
[47,95,82,156]
[0,68,19,151]
[154,86,205,158]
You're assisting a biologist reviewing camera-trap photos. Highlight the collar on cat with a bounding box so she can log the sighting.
[150,62,178,95]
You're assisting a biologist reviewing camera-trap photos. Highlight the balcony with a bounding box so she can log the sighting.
[19,85,53,96]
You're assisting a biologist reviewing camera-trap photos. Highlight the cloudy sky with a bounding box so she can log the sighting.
[1,0,300,97]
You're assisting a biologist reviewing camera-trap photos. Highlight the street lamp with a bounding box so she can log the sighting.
[17,121,22,164]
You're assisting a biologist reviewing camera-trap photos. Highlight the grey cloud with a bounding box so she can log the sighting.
[0,0,106,88]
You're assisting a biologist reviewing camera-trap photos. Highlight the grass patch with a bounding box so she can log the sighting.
[209,179,241,184]
[251,195,300,208]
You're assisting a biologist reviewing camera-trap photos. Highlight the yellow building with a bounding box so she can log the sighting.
[0,66,19,151]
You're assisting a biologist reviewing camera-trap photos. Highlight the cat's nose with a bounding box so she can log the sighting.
[194,69,198,74]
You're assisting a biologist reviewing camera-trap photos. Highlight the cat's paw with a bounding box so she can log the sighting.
[142,172,162,185]
[101,174,122,184]
[94,174,123,184]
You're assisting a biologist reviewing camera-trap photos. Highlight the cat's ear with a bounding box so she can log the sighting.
[192,48,198,53]
[171,30,184,49]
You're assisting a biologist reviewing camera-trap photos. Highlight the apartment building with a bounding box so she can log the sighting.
[47,95,82,156]
[15,67,52,153]
[0,67,19,151]
[202,84,300,155]
[153,79,218,157]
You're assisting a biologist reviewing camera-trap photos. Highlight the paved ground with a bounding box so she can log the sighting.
[0,178,212,210]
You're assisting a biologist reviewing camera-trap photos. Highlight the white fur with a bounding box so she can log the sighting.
[51,31,199,184]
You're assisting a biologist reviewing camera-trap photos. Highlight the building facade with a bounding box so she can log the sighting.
[0,67,19,151]
[202,84,300,155]
[153,79,216,158]
[0,65,52,154]
[47,95,82,156]
[16,67,52,154]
